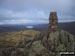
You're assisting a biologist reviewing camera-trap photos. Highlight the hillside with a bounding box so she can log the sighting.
[0,22,75,35]
[0,30,40,47]
[17,30,75,56]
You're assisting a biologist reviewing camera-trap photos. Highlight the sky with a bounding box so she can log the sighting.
[0,0,75,25]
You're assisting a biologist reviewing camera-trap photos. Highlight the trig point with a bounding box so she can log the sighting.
[48,12,58,31]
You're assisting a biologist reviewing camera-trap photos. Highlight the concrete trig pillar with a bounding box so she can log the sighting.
[48,12,58,31]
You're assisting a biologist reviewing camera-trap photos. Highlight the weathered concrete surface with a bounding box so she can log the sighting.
[48,12,58,31]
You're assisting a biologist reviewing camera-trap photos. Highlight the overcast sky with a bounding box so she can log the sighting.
[0,0,75,25]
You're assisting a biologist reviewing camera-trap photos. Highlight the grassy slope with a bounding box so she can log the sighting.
[0,30,40,47]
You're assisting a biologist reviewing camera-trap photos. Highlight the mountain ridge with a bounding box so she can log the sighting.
[0,22,75,35]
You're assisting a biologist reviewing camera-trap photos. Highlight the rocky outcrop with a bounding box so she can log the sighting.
[15,12,75,56]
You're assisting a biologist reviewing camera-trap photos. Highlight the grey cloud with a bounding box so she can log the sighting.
[0,0,75,24]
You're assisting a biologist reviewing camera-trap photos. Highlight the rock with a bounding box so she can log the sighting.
[24,30,75,56]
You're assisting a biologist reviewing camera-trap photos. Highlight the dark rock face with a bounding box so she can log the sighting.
[48,12,58,31]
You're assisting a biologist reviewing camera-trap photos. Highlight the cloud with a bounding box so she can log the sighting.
[0,0,75,24]
[0,19,33,25]
[0,9,48,20]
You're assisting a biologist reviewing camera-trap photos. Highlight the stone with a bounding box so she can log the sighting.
[48,12,58,31]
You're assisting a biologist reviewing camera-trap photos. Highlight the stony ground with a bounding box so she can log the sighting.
[0,30,75,56]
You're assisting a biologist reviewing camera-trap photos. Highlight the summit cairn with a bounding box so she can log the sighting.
[48,12,58,31]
